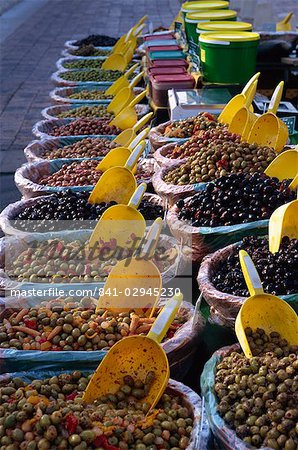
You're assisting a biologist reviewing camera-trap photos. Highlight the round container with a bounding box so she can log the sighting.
[185,10,237,45]
[199,31,260,84]
[182,1,229,20]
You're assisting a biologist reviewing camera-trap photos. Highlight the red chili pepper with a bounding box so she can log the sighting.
[203,112,215,121]
[23,319,37,330]
[94,435,120,450]
[217,158,229,170]
[39,338,47,344]
[66,392,77,401]
[65,414,78,434]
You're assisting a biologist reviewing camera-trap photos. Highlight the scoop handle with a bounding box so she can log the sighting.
[239,250,264,296]
[124,63,140,79]
[244,80,257,107]
[128,182,147,209]
[132,112,153,132]
[289,173,298,191]
[133,23,145,37]
[129,127,150,150]
[129,71,144,89]
[241,72,260,97]
[128,89,147,108]
[147,293,183,343]
[124,141,145,170]
[140,217,163,259]
[268,81,284,114]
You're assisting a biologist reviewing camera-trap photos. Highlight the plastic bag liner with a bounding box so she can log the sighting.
[32,118,119,140]
[167,196,269,264]
[0,229,182,296]
[154,142,187,168]
[24,136,111,163]
[41,103,149,121]
[24,136,150,163]
[0,369,210,450]
[15,158,102,198]
[15,157,155,199]
[152,162,207,207]
[64,40,114,50]
[201,344,274,450]
[0,193,164,236]
[197,241,298,321]
[149,120,188,151]
[0,299,204,379]
[49,85,144,105]
[51,69,113,88]
[56,56,106,71]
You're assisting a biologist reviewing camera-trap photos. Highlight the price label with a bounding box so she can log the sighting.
[281,116,296,135]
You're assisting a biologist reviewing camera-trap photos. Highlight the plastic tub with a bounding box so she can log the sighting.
[148,50,185,61]
[199,31,260,84]
[144,33,174,41]
[181,1,229,20]
[146,45,182,52]
[151,73,195,107]
[148,67,187,76]
[150,59,189,68]
[185,10,237,45]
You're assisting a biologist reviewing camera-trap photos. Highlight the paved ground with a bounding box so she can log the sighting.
[0,0,297,210]
[0,0,180,210]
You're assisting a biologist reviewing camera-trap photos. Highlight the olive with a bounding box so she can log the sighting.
[49,118,121,137]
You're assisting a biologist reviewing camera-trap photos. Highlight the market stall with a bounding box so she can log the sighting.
[0,7,297,450]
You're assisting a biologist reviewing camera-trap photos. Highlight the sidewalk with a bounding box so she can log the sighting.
[0,0,180,210]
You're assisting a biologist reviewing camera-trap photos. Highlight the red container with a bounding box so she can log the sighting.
[147,45,181,52]
[150,59,189,68]
[151,73,195,107]
[144,33,174,41]
[148,67,187,76]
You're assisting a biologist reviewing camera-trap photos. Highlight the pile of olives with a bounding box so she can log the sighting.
[70,44,110,57]
[13,191,164,231]
[63,59,105,70]
[0,370,194,449]
[68,90,113,101]
[215,328,297,449]
[163,113,223,139]
[49,118,120,136]
[176,173,294,227]
[38,160,102,187]
[4,238,177,283]
[163,136,277,185]
[60,69,123,83]
[56,105,113,119]
[212,236,298,296]
[74,34,118,46]
[0,298,187,351]
[40,137,118,159]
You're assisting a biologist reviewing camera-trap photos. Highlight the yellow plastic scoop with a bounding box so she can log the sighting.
[228,80,258,140]
[218,72,260,125]
[268,193,298,254]
[88,182,146,250]
[97,217,163,315]
[96,127,150,172]
[107,72,145,115]
[105,63,139,96]
[276,12,293,31]
[110,89,148,130]
[107,87,135,115]
[113,112,153,146]
[235,250,298,358]
[88,141,145,204]
[83,292,183,406]
[247,81,289,152]
[264,148,298,182]
[101,41,133,71]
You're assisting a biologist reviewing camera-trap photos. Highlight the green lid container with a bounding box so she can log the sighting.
[199,31,260,84]
[185,10,237,46]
